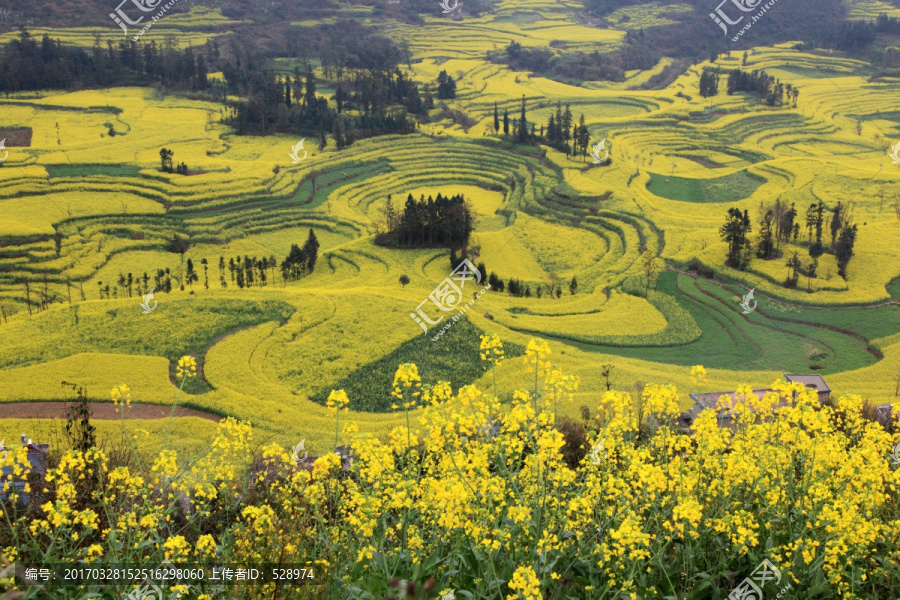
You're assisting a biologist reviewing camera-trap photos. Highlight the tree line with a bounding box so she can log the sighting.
[491,35,659,83]
[725,68,799,107]
[34,230,321,313]
[225,63,420,141]
[720,199,858,288]
[0,32,210,93]
[378,193,473,249]
[449,254,577,300]
[489,97,593,161]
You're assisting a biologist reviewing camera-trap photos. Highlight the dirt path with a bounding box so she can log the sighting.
[0,402,222,422]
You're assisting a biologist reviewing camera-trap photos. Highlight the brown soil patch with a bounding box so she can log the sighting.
[0,128,33,147]
[0,402,221,422]
[684,155,725,169]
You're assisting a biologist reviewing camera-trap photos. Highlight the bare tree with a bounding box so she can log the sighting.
[641,250,660,297]
[601,364,614,391]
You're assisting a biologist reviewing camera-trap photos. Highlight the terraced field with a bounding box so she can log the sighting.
[2,2,900,458]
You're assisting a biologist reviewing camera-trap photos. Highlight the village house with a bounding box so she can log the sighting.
[0,435,49,504]
[681,374,830,429]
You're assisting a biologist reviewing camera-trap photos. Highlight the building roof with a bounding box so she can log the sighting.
[689,389,776,414]
[783,374,831,393]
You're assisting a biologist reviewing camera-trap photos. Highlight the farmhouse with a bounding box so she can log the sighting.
[682,374,829,429]
[783,374,831,403]
[0,434,48,504]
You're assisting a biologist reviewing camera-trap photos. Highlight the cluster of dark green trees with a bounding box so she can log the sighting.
[720,199,858,287]
[698,69,719,98]
[226,64,420,141]
[489,98,592,160]
[493,35,657,83]
[281,229,320,282]
[436,70,457,99]
[159,148,188,175]
[0,32,210,92]
[543,103,591,159]
[227,26,424,141]
[379,194,473,249]
[726,69,798,107]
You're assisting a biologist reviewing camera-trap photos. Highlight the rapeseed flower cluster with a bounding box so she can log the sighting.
[3,338,900,599]
[176,355,197,379]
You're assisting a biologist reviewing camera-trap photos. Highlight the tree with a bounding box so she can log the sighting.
[503,108,509,135]
[201,258,209,289]
[399,274,410,287]
[785,252,801,288]
[304,64,316,107]
[516,95,529,144]
[720,208,752,270]
[600,364,614,391]
[641,250,660,297]
[185,259,198,287]
[807,241,824,291]
[779,202,797,245]
[830,202,843,250]
[303,229,320,273]
[382,195,397,234]
[576,114,590,161]
[436,70,456,100]
[835,224,858,279]
[493,102,499,134]
[569,276,578,295]
[805,202,817,242]
[699,68,719,98]
[756,209,775,259]
[815,201,825,244]
[159,148,174,173]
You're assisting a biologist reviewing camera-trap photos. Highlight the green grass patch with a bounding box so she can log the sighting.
[560,272,881,374]
[645,170,765,203]
[310,318,524,413]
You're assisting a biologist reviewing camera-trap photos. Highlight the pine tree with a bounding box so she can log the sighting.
[303,229,320,272]
[830,202,843,250]
[503,109,509,135]
[577,114,590,161]
[304,65,316,106]
[516,95,529,143]
[493,102,499,133]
